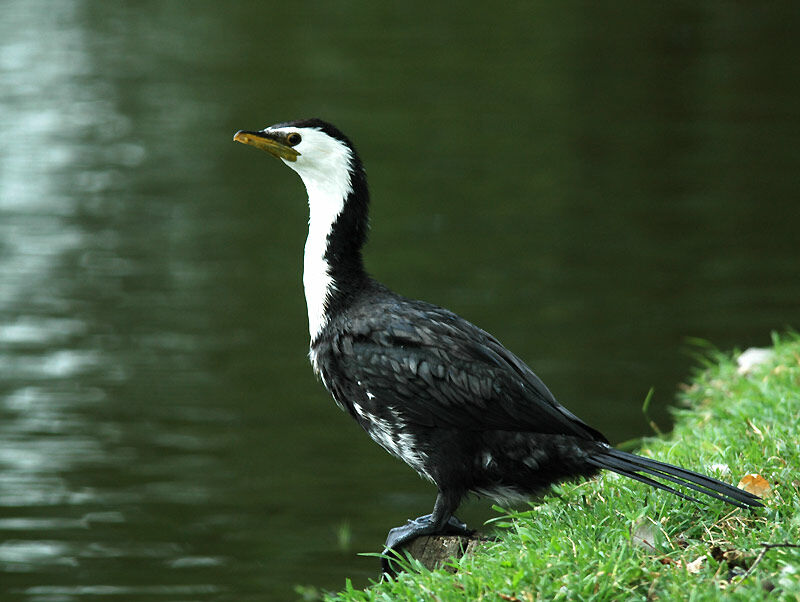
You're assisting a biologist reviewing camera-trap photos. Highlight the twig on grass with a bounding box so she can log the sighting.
[729,542,800,591]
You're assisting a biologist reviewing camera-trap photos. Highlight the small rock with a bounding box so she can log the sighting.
[737,348,774,375]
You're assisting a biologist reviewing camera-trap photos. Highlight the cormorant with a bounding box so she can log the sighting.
[233,118,761,561]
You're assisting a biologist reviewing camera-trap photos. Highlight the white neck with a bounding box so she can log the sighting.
[302,181,347,341]
[268,124,355,341]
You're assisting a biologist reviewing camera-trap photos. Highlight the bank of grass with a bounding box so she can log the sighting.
[322,333,800,601]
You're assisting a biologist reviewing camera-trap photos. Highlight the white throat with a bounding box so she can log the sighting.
[269,126,355,341]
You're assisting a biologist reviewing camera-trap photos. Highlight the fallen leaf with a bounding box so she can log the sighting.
[686,556,706,573]
[631,519,658,551]
[738,473,772,497]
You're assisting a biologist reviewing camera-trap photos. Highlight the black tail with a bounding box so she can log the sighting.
[586,446,762,509]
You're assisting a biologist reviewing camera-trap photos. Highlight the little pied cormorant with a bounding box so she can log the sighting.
[233,118,761,561]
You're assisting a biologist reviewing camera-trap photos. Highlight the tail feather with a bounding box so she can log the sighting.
[591,453,706,504]
[587,447,762,509]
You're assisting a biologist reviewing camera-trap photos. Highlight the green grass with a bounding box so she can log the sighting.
[321,333,800,601]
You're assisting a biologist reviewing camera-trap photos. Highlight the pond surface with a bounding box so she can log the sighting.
[1,2,798,600]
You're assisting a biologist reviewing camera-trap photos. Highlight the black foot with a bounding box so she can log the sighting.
[381,514,473,575]
[384,514,471,550]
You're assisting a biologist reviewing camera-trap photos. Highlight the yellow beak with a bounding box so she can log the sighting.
[233,130,300,162]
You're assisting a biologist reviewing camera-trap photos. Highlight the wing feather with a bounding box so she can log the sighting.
[321,298,605,442]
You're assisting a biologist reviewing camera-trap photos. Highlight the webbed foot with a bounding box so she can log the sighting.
[381,514,473,574]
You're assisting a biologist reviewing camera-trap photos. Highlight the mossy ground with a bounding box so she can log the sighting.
[312,333,800,601]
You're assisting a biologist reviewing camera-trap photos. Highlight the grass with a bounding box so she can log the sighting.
[316,333,800,601]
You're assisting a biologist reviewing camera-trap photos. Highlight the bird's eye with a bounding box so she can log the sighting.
[287,132,302,146]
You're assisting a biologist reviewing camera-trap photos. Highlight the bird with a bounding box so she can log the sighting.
[233,118,761,563]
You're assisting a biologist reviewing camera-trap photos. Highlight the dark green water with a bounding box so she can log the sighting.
[1,2,798,600]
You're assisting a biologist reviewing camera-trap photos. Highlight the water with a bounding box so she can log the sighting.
[1,2,798,600]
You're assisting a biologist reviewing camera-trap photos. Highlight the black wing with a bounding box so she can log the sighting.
[319,295,607,443]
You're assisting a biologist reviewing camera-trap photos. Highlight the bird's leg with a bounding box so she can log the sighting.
[381,490,472,572]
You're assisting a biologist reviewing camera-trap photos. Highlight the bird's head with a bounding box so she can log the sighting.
[234,118,361,202]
